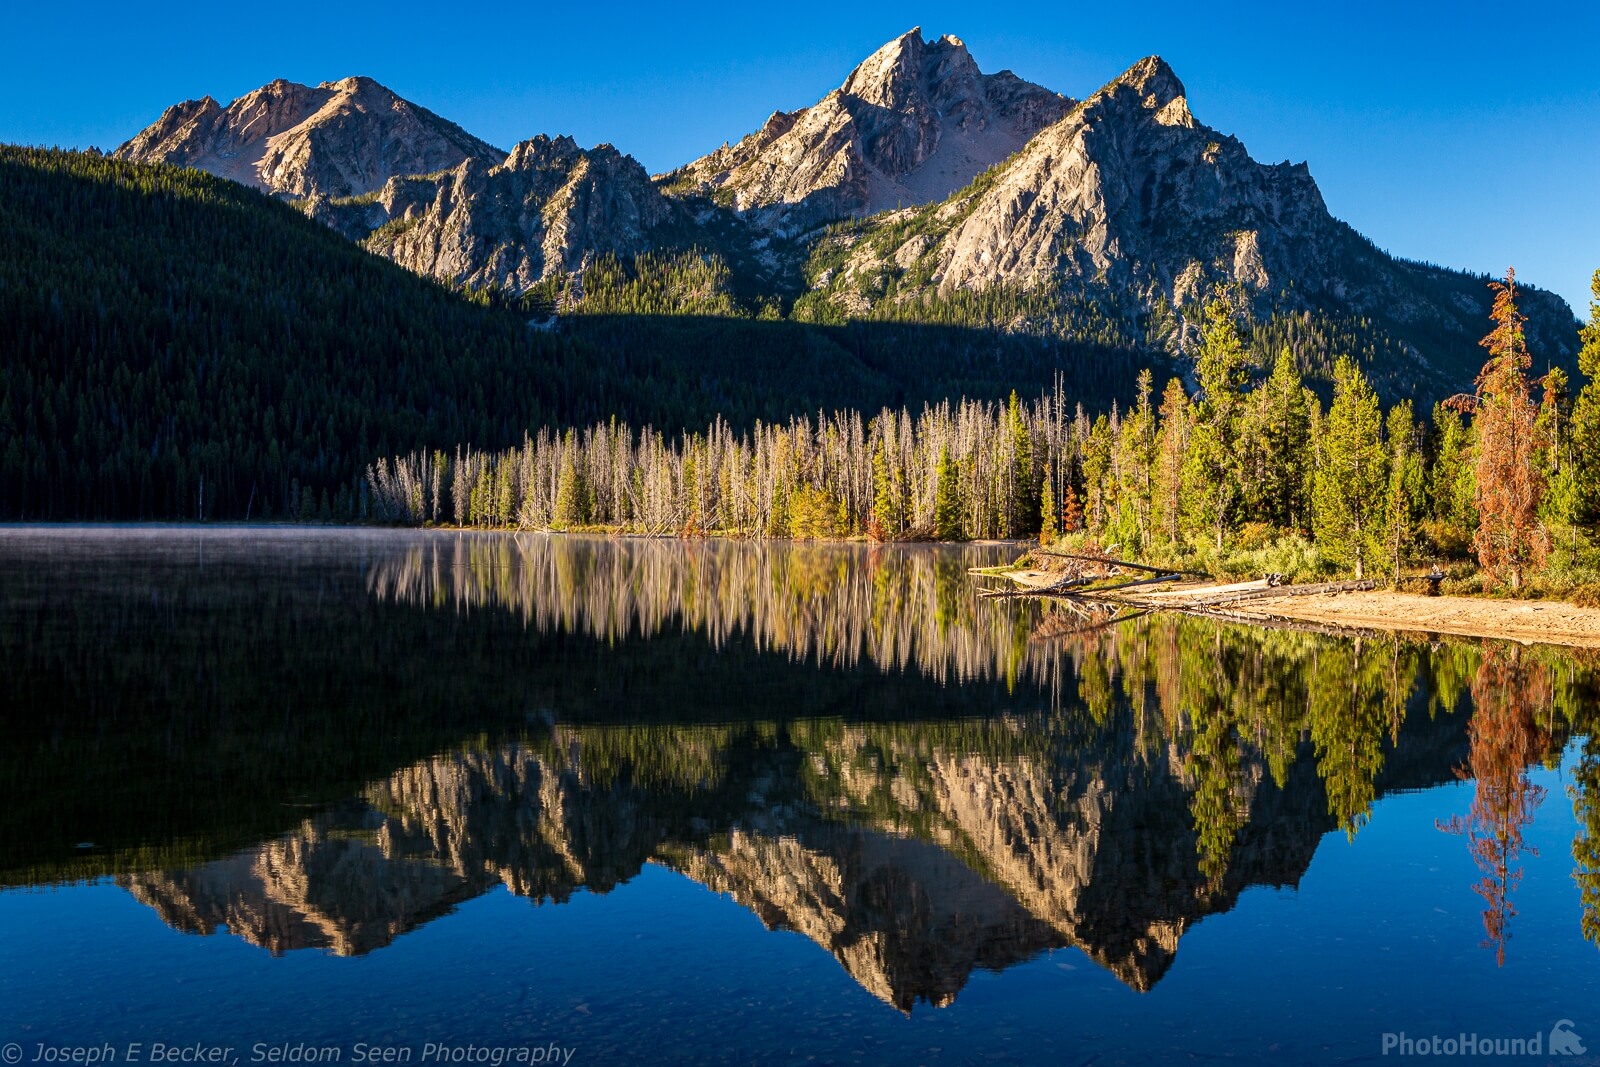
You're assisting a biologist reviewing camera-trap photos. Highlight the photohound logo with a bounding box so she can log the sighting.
[1551,1020,1586,1057]
[1380,1019,1585,1057]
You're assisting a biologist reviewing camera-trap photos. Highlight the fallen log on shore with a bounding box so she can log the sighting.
[1179,579,1377,608]
[1031,548,1210,578]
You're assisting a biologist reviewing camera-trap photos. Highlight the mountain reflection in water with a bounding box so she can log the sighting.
[2,529,1598,1015]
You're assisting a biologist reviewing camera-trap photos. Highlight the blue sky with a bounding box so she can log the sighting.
[6,1,1597,314]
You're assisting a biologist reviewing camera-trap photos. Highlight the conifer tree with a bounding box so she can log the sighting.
[1242,347,1312,529]
[1039,462,1058,543]
[1152,378,1191,544]
[1060,480,1084,534]
[1384,401,1426,582]
[1118,369,1157,547]
[933,445,964,541]
[868,439,896,541]
[554,439,586,529]
[1569,271,1600,526]
[1428,404,1477,537]
[1537,366,1575,530]
[1313,357,1388,579]
[1183,299,1250,547]
[1472,269,1547,591]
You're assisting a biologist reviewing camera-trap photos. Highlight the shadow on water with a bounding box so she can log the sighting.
[2,528,1598,1011]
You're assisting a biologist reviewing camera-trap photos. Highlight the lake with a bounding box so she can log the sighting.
[2,527,1597,1065]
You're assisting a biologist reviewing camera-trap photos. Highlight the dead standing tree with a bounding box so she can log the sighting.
[1472,269,1549,592]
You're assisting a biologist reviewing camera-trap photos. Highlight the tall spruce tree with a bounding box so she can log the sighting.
[1183,299,1250,548]
[1570,271,1600,526]
[1039,462,1059,543]
[1152,378,1191,544]
[1241,347,1312,529]
[1428,403,1477,540]
[1118,369,1157,549]
[1313,357,1388,579]
[1384,401,1426,582]
[933,445,964,541]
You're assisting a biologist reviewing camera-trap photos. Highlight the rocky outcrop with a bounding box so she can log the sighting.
[113,76,503,198]
[668,28,1073,233]
[310,135,692,291]
[114,53,1576,392]
[809,55,1576,386]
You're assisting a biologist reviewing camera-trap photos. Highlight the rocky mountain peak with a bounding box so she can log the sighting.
[1095,56,1192,126]
[839,27,984,113]
[670,29,1073,232]
[114,76,503,198]
[503,133,583,172]
[840,27,928,106]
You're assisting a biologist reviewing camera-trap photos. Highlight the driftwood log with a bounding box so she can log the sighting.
[1031,548,1210,578]
[1179,579,1376,608]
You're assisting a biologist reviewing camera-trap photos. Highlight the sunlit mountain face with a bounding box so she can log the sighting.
[2,529,1597,1056]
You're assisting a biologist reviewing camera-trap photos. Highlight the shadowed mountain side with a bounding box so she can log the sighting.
[798,57,1580,403]
[0,148,1160,519]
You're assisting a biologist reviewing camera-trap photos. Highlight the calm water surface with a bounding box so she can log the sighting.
[2,527,1598,1065]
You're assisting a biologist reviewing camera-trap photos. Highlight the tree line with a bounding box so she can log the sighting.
[0,149,1155,520]
[369,268,1600,592]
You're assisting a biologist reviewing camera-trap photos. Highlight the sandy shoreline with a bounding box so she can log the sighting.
[1220,590,1600,650]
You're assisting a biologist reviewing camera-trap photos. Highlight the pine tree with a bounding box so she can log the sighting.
[1060,481,1084,534]
[1242,347,1312,529]
[1004,391,1035,537]
[934,445,964,541]
[554,438,586,530]
[1152,377,1191,544]
[1039,461,1058,543]
[868,438,896,541]
[1313,357,1388,579]
[1384,401,1426,582]
[1537,366,1575,530]
[1570,270,1600,526]
[1184,299,1250,548]
[1472,269,1548,591]
[1119,369,1157,548]
[1428,404,1477,536]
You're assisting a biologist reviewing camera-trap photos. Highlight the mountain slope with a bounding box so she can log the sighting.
[310,134,733,292]
[664,28,1073,233]
[798,56,1578,396]
[113,76,504,198]
[0,148,1142,520]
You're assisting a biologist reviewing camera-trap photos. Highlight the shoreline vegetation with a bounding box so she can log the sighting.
[364,269,1600,628]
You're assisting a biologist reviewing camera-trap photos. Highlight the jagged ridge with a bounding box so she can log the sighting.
[114,76,504,198]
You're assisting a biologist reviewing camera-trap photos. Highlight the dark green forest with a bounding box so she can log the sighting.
[0,148,1156,520]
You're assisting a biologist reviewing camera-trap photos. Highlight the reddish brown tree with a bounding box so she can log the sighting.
[1439,648,1551,965]
[1060,482,1084,534]
[1472,268,1549,591]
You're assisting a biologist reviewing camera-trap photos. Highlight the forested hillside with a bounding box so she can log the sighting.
[0,149,1154,520]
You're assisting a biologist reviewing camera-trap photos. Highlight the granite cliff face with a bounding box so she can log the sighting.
[311,135,695,291]
[667,28,1073,234]
[113,41,1578,392]
[802,54,1576,385]
[114,76,503,198]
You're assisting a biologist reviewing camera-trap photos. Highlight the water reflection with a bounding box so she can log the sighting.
[2,529,1599,1014]
[1439,648,1554,964]
[365,534,1043,687]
